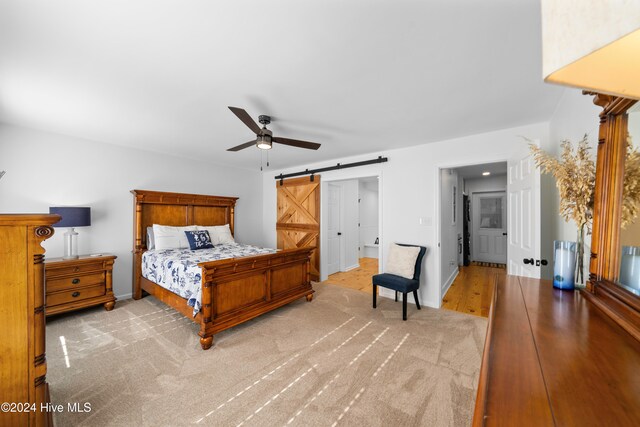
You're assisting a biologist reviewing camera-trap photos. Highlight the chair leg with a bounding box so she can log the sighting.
[403,293,407,321]
[395,291,398,302]
[413,290,421,310]
[373,284,377,309]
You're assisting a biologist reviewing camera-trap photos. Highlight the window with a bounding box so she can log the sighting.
[479,196,502,229]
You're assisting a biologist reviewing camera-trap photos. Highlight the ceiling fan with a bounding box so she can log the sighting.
[227,107,321,152]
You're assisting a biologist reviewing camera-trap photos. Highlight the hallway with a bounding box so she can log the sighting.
[442,264,505,317]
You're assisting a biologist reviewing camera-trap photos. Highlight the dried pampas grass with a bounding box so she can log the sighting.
[530,134,640,230]
[530,135,595,231]
[622,137,640,228]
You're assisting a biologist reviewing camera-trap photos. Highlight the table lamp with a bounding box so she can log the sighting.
[49,207,91,259]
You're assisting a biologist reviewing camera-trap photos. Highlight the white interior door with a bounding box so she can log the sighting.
[327,183,341,275]
[472,192,507,263]
[507,152,541,278]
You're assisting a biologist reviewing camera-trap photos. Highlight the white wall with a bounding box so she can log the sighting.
[0,124,263,299]
[440,169,459,294]
[629,109,640,143]
[262,121,549,308]
[546,89,601,279]
[358,180,379,257]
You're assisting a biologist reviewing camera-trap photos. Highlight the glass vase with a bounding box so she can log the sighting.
[574,225,586,288]
[620,246,640,290]
[554,240,577,290]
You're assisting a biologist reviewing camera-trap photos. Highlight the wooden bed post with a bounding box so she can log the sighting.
[305,257,314,302]
[199,278,214,350]
[133,193,144,300]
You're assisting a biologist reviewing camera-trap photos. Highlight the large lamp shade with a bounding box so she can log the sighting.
[542,0,640,99]
[49,207,91,228]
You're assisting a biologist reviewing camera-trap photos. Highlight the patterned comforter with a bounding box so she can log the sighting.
[141,243,276,316]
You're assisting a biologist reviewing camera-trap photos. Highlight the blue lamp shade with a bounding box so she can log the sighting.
[49,207,91,228]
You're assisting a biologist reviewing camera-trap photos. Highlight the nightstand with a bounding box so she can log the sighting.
[45,254,117,316]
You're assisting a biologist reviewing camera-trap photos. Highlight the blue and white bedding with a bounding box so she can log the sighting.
[141,243,276,316]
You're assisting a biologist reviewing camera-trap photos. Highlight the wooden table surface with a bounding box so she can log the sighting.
[475,274,640,426]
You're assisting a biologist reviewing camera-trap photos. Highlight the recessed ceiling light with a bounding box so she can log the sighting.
[482,171,491,176]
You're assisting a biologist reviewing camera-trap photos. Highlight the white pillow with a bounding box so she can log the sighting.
[152,224,198,250]
[146,226,155,250]
[385,244,420,279]
[197,224,235,245]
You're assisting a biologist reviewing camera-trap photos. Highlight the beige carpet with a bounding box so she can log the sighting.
[45,282,487,426]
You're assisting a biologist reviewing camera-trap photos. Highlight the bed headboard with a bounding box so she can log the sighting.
[131,189,238,252]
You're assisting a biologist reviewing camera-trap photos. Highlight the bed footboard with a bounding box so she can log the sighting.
[197,247,314,349]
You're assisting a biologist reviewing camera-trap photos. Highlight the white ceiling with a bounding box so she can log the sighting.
[455,161,507,180]
[0,0,564,170]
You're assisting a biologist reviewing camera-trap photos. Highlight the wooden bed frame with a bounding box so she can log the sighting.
[131,189,314,350]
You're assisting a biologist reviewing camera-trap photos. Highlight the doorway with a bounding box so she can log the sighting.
[321,175,381,292]
[439,162,508,311]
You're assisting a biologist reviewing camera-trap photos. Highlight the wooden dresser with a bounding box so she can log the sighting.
[45,254,116,316]
[473,274,640,426]
[0,214,59,426]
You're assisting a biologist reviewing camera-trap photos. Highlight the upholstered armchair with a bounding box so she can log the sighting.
[372,244,427,320]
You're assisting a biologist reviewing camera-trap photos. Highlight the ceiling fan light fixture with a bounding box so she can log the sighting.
[226,107,320,152]
[256,134,272,150]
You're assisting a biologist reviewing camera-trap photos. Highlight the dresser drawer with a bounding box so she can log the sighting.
[46,284,106,307]
[46,272,105,292]
[46,260,104,278]
[44,254,116,316]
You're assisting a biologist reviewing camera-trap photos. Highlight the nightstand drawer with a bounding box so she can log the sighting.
[46,272,105,292]
[44,254,116,315]
[46,260,105,277]
[46,284,106,307]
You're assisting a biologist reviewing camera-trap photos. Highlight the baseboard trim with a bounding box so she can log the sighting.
[116,292,132,301]
[343,263,360,272]
[441,268,459,298]
[378,288,438,309]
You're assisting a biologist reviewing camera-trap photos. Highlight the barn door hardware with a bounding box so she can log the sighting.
[275,156,388,185]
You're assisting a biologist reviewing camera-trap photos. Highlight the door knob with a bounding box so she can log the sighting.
[502,232,507,236]
[523,258,534,265]
[337,232,342,236]
[541,259,548,266]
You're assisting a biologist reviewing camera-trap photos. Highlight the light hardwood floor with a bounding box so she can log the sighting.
[322,257,378,293]
[324,260,502,318]
[441,264,505,317]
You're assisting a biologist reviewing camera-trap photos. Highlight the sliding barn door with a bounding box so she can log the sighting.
[276,176,321,280]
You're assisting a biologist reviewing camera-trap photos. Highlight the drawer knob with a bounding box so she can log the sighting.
[72,291,80,298]
[72,278,80,284]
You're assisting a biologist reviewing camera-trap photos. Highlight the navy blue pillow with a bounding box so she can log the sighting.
[185,230,214,250]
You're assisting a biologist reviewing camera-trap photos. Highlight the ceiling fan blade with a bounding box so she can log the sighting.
[228,106,262,135]
[273,137,321,150]
[227,140,256,152]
